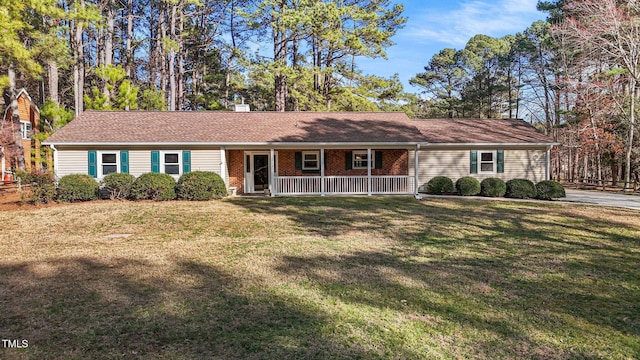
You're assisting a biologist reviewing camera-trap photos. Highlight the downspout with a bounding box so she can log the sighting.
[50,144,59,180]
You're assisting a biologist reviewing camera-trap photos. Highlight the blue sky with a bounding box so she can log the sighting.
[358,0,546,94]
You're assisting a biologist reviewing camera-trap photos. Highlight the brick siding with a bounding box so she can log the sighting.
[228,149,409,195]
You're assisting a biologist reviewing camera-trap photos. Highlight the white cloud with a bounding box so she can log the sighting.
[404,0,542,48]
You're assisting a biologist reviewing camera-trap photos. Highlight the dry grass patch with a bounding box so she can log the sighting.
[0,197,639,359]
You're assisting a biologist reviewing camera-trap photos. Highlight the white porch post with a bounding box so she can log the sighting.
[546,145,552,181]
[367,148,372,196]
[320,148,325,196]
[414,144,420,194]
[270,148,276,197]
[220,146,228,187]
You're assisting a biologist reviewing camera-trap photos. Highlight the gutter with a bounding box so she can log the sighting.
[418,142,560,148]
[42,141,422,148]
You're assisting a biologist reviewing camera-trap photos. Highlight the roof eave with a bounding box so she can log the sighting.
[43,141,422,147]
[419,142,559,147]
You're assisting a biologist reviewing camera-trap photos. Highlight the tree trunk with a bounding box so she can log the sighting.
[72,4,85,116]
[273,30,287,112]
[160,3,167,109]
[48,61,59,104]
[177,4,184,110]
[623,78,636,190]
[168,3,177,111]
[126,0,134,78]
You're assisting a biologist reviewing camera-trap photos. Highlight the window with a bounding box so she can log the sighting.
[20,122,32,139]
[353,150,373,169]
[163,152,180,175]
[97,152,119,177]
[302,151,319,170]
[479,150,496,174]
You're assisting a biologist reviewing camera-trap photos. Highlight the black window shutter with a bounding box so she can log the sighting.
[345,151,352,170]
[294,152,302,170]
[375,151,383,169]
[323,152,328,169]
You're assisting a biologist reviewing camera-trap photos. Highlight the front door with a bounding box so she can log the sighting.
[253,154,269,191]
[245,152,276,193]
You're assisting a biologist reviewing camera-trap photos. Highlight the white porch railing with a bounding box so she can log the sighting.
[276,176,322,195]
[274,175,415,196]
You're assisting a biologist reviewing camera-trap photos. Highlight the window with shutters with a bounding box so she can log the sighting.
[98,152,119,177]
[478,150,496,174]
[162,152,181,175]
[352,150,374,169]
[302,151,319,170]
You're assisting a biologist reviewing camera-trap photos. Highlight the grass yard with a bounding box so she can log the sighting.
[0,196,639,359]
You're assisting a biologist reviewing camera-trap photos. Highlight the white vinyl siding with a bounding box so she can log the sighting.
[191,149,221,174]
[412,148,547,189]
[55,148,222,178]
[56,150,88,178]
[128,151,151,177]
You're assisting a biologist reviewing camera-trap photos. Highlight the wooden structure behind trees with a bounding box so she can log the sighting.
[1,89,45,177]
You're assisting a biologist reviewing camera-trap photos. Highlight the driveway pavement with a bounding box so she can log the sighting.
[564,189,640,211]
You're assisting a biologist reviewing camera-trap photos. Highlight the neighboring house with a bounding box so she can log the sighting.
[1,89,42,178]
[43,110,556,196]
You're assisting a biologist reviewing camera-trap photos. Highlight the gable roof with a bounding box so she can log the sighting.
[44,111,423,145]
[43,111,555,146]
[2,89,40,124]
[412,118,553,145]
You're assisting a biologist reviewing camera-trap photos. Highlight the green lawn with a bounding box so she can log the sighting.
[0,197,639,359]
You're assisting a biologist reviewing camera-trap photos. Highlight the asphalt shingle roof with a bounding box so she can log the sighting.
[412,118,554,144]
[43,111,554,145]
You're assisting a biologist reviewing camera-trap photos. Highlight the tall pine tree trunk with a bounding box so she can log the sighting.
[160,4,167,109]
[273,1,287,112]
[177,4,184,110]
[126,0,133,78]
[103,2,115,105]
[72,5,85,116]
[168,3,177,111]
[624,78,637,190]
[48,61,59,104]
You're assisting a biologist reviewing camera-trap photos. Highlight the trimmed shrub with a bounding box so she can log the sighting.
[17,171,55,204]
[102,173,136,200]
[14,170,38,185]
[176,171,226,201]
[426,176,455,195]
[455,176,481,196]
[480,177,506,197]
[130,172,176,201]
[505,178,536,199]
[57,174,99,202]
[535,180,566,200]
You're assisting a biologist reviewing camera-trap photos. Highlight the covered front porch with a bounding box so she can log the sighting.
[224,146,420,196]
